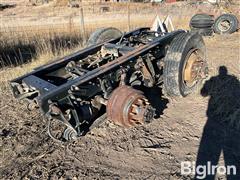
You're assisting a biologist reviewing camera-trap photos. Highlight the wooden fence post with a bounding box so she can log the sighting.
[80,6,86,43]
[127,1,130,31]
[69,14,73,34]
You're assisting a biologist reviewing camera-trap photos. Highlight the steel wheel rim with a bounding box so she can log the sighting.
[183,48,204,88]
[218,20,231,32]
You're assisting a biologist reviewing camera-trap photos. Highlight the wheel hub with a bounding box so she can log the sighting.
[107,85,155,128]
[183,49,208,87]
[218,20,231,32]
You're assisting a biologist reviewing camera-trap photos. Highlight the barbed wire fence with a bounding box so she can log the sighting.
[0,2,202,40]
[0,2,207,67]
[1,3,147,37]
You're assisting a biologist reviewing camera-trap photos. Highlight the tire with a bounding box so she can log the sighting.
[190,14,215,28]
[87,27,122,46]
[191,27,214,36]
[213,14,239,34]
[163,32,207,97]
[190,23,213,28]
[189,14,214,37]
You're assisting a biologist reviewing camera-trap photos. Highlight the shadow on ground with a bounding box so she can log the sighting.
[143,86,169,119]
[195,66,240,180]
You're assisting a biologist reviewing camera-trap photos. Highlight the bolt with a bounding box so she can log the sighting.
[130,112,136,116]
[132,104,138,108]
[145,101,150,105]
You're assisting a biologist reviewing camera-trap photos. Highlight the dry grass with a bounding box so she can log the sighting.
[0,2,194,93]
[0,30,84,92]
[0,47,79,93]
[0,13,192,93]
[0,15,155,93]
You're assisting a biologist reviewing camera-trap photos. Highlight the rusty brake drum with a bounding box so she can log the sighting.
[107,85,155,128]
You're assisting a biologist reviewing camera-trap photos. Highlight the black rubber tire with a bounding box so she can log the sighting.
[191,27,214,36]
[87,27,122,46]
[190,14,215,29]
[190,23,213,28]
[163,32,206,97]
[213,14,239,34]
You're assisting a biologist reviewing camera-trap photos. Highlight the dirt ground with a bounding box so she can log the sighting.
[1,27,240,180]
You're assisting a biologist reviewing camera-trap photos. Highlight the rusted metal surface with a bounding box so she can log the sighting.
[183,49,208,87]
[9,27,208,142]
[107,85,155,128]
[184,49,199,85]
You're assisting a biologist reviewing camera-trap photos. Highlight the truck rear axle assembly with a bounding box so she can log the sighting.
[10,27,208,142]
